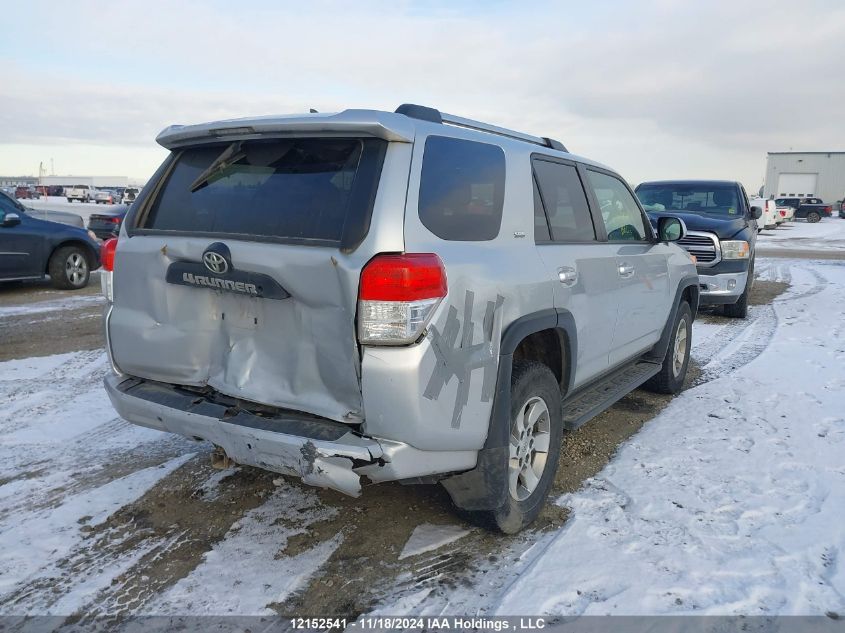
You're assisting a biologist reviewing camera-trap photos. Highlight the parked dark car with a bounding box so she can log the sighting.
[637,180,761,318]
[87,205,129,239]
[774,197,832,223]
[1,190,84,228]
[0,190,100,289]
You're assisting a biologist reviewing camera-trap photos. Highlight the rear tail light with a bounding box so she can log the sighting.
[825,206,832,213]
[101,238,118,272]
[100,238,118,302]
[358,253,447,345]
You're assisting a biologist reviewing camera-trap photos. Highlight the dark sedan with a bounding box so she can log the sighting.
[0,192,100,289]
[87,205,129,240]
[0,190,84,228]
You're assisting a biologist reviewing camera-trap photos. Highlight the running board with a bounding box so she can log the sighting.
[561,360,661,429]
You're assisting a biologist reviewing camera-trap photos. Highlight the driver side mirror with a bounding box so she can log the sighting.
[750,206,763,220]
[1,212,21,228]
[657,216,687,242]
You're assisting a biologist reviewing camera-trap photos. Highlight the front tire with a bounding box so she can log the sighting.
[644,301,692,394]
[470,361,563,534]
[48,245,90,290]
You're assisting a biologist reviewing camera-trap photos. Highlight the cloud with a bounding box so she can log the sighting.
[2,0,844,184]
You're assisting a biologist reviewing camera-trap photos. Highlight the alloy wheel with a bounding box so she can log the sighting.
[508,396,551,501]
[65,252,88,286]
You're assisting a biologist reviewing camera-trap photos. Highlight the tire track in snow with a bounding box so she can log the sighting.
[694,260,826,387]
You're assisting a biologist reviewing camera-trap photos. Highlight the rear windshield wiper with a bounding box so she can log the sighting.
[189,141,247,193]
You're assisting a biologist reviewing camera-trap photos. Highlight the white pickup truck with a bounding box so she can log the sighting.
[66,185,92,203]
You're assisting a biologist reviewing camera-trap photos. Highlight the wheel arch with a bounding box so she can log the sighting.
[45,239,99,274]
[442,308,577,511]
[645,276,699,363]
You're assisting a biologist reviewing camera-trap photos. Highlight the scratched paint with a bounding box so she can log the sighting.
[424,291,505,428]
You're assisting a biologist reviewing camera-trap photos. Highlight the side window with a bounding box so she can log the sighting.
[0,195,17,218]
[418,136,505,241]
[586,170,649,241]
[532,177,551,242]
[532,159,595,242]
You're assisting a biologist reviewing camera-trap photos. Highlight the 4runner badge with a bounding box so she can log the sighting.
[164,243,291,300]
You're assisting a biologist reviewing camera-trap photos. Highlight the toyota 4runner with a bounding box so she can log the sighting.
[101,105,698,533]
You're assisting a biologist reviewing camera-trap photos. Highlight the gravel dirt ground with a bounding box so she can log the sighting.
[0,275,104,362]
[0,263,792,619]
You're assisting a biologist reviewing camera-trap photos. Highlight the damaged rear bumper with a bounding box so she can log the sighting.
[104,375,476,496]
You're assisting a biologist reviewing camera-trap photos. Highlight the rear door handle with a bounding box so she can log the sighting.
[618,263,635,278]
[558,266,578,286]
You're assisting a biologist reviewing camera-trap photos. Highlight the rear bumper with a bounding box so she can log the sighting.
[104,374,476,496]
[697,270,749,305]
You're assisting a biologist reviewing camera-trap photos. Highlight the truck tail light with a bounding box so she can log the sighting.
[358,253,447,345]
[100,238,118,302]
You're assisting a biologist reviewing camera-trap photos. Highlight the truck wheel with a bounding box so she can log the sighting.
[48,245,90,290]
[472,361,563,534]
[67,198,73,203]
[807,211,821,223]
[643,301,692,394]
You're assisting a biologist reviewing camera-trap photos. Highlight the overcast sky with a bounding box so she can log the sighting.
[1,0,844,190]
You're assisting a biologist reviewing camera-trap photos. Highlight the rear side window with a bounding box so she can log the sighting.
[532,159,595,242]
[532,177,551,242]
[418,136,505,241]
[141,138,385,246]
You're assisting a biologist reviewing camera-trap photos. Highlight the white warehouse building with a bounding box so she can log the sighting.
[764,152,845,203]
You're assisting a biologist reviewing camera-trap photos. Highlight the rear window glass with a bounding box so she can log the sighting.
[142,138,384,243]
[418,136,505,241]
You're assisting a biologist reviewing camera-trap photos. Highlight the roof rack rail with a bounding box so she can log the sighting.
[395,103,567,153]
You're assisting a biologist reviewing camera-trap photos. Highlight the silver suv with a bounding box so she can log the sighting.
[102,105,698,533]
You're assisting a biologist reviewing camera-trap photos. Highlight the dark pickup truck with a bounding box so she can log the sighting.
[636,180,761,319]
[774,197,832,223]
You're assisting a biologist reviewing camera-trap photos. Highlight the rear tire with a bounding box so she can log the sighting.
[807,211,821,223]
[643,301,692,394]
[467,361,563,534]
[48,245,90,290]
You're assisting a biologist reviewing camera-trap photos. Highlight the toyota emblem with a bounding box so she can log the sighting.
[203,251,229,274]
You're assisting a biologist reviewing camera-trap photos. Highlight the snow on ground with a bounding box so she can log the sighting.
[372,258,845,616]
[0,350,339,615]
[399,524,471,561]
[0,293,104,318]
[757,217,845,251]
[149,491,342,615]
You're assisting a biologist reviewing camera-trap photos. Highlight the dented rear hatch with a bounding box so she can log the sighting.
[109,136,398,423]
